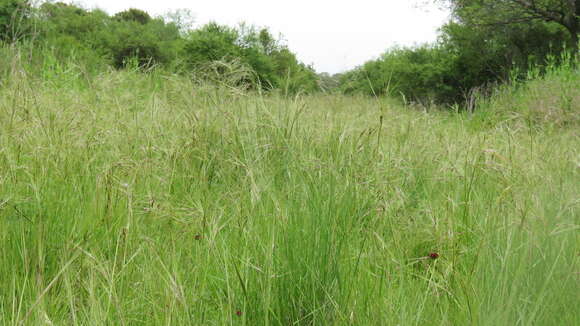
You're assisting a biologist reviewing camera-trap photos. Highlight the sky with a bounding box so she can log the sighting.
[72,0,450,74]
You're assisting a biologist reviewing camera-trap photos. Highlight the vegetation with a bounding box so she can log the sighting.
[0,40,578,325]
[0,0,318,94]
[182,23,318,93]
[340,1,577,104]
[0,0,31,41]
[2,1,577,104]
[0,1,579,325]
[441,0,580,53]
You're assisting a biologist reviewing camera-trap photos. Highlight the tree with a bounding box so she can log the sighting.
[37,3,181,69]
[114,8,151,25]
[442,0,579,53]
[183,23,241,66]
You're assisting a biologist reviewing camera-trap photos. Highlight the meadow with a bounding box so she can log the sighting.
[0,48,578,325]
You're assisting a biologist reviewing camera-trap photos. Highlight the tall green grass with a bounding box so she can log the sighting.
[0,46,578,325]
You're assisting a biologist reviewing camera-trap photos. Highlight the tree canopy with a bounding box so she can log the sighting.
[442,0,579,52]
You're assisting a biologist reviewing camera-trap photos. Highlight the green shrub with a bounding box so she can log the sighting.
[0,0,31,41]
[340,45,457,103]
[183,22,319,93]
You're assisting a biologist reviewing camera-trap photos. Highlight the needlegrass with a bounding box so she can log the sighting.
[0,48,578,325]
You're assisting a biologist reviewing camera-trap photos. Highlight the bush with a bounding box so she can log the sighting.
[106,18,181,68]
[183,23,319,93]
[0,0,31,41]
[340,45,458,103]
[37,3,182,69]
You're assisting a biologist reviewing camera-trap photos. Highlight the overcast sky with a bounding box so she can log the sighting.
[72,0,450,74]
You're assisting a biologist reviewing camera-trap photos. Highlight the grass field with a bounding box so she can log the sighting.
[0,48,579,325]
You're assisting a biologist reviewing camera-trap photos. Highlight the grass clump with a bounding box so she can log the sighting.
[0,47,578,325]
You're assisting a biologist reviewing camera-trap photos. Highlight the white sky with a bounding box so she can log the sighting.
[71,0,450,74]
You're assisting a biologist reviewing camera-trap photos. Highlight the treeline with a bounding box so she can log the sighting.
[1,0,578,105]
[338,0,578,104]
[0,1,319,93]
